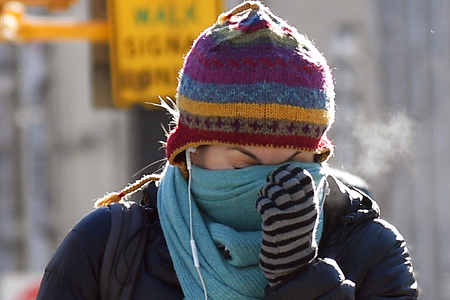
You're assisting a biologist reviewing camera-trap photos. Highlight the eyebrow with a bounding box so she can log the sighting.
[230,147,301,164]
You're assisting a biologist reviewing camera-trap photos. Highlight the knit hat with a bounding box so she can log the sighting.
[166,1,335,169]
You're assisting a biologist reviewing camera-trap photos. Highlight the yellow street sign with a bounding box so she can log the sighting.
[108,0,223,108]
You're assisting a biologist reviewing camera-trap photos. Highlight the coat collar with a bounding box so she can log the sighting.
[319,175,380,250]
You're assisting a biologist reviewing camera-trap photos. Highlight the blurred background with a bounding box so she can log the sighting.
[0,0,448,299]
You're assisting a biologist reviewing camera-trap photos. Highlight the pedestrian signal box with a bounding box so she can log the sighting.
[107,0,223,108]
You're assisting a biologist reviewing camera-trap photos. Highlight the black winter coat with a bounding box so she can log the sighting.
[36,176,418,299]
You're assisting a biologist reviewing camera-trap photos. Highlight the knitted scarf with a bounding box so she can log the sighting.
[157,163,325,300]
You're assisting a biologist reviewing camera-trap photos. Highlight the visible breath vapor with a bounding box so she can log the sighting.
[351,110,415,179]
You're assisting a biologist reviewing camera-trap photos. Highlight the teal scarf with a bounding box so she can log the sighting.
[158,163,326,300]
[191,163,325,232]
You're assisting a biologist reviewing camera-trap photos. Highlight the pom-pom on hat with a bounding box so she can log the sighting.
[166,1,335,168]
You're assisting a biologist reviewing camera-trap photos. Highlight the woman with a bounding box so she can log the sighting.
[36,1,418,299]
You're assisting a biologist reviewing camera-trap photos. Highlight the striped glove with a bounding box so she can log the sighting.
[256,164,319,287]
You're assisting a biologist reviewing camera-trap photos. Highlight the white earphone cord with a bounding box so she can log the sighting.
[186,148,208,300]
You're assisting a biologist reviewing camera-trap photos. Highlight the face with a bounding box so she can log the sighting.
[190,145,315,170]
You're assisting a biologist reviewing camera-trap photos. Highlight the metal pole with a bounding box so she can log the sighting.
[17,42,51,271]
[0,43,19,274]
[430,0,450,298]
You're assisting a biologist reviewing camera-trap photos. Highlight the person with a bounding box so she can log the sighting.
[36,1,418,299]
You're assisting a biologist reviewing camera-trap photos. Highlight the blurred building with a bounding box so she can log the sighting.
[0,0,449,299]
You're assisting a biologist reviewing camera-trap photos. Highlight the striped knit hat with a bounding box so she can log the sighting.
[166,1,335,168]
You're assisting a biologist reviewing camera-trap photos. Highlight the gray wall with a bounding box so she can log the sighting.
[0,0,132,276]
[45,0,131,249]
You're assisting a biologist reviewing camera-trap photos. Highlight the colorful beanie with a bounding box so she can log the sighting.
[165,1,335,168]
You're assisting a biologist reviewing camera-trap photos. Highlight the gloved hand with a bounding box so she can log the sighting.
[256,164,319,287]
